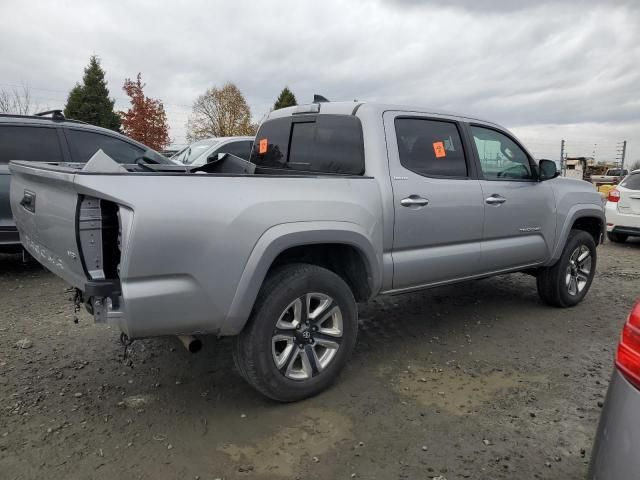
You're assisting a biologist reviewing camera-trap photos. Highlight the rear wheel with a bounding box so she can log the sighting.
[607,231,628,243]
[537,230,597,307]
[234,263,358,402]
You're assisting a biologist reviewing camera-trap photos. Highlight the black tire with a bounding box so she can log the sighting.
[536,230,597,307]
[234,263,358,402]
[607,231,628,243]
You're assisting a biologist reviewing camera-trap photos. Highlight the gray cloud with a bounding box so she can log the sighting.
[387,0,638,12]
[0,0,637,161]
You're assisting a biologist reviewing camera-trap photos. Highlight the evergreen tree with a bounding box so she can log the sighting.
[273,86,297,110]
[64,56,121,131]
[64,84,83,116]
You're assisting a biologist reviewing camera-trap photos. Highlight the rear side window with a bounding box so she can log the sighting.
[620,173,640,190]
[394,118,467,177]
[251,115,365,175]
[66,129,144,164]
[0,126,63,164]
[219,140,253,160]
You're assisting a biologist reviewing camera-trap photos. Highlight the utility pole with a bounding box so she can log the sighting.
[616,140,627,177]
[560,139,566,176]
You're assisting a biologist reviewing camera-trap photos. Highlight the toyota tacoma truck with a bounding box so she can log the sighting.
[9,101,605,401]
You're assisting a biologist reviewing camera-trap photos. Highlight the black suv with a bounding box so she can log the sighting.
[0,110,171,252]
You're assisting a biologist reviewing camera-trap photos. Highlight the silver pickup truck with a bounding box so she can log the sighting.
[9,101,605,401]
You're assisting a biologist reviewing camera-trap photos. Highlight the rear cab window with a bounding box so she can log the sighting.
[250,114,365,175]
[0,125,64,164]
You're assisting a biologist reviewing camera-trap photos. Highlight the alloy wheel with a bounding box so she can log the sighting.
[271,293,343,380]
[565,245,592,296]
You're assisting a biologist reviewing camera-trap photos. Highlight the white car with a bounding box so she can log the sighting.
[605,169,640,243]
[171,136,254,166]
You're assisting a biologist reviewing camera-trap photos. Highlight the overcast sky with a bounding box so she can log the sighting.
[0,0,638,163]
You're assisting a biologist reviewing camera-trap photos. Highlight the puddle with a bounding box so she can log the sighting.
[219,408,353,477]
[392,367,547,415]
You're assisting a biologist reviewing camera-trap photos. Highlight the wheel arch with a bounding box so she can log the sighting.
[548,204,605,265]
[221,222,382,335]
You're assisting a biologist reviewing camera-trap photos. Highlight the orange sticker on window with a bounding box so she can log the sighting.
[259,138,268,154]
[433,141,446,158]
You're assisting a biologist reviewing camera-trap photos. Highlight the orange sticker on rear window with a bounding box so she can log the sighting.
[259,138,268,154]
[433,141,446,158]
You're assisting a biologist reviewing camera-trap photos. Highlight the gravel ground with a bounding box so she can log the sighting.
[1,239,639,480]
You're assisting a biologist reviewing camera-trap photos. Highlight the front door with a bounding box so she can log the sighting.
[384,113,485,290]
[468,125,556,272]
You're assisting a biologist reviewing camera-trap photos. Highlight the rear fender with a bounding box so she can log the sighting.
[222,221,381,335]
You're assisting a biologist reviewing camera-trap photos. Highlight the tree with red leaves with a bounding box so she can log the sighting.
[120,73,171,151]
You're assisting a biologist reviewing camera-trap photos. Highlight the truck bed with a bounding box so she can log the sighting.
[9,159,382,337]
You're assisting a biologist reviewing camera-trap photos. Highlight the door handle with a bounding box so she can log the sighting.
[20,190,36,213]
[401,195,429,207]
[485,195,506,205]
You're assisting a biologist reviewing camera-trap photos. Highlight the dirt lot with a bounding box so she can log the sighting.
[1,240,639,480]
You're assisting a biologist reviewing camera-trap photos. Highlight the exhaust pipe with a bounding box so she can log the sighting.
[177,335,202,353]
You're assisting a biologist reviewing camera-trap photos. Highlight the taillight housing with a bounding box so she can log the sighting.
[616,300,640,389]
[608,189,621,202]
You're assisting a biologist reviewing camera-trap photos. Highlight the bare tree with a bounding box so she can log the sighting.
[186,82,256,141]
[0,84,37,114]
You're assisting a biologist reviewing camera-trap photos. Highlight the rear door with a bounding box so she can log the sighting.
[467,124,555,272]
[384,112,485,290]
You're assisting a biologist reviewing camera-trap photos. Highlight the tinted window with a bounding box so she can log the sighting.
[0,126,63,164]
[220,140,253,160]
[620,173,640,190]
[66,129,144,164]
[471,126,533,180]
[394,118,467,177]
[251,115,365,175]
[250,117,290,168]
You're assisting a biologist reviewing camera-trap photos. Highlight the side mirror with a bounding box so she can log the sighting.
[538,159,559,181]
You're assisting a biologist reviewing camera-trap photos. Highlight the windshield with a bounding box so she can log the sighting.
[171,139,219,164]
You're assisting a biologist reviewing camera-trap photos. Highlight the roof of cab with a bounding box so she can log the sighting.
[266,101,504,129]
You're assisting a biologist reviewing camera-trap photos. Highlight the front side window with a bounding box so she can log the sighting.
[394,118,467,177]
[220,140,253,160]
[250,115,365,175]
[0,126,63,164]
[471,126,534,180]
[66,129,144,164]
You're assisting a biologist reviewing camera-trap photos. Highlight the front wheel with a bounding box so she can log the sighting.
[234,263,358,402]
[536,230,597,307]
